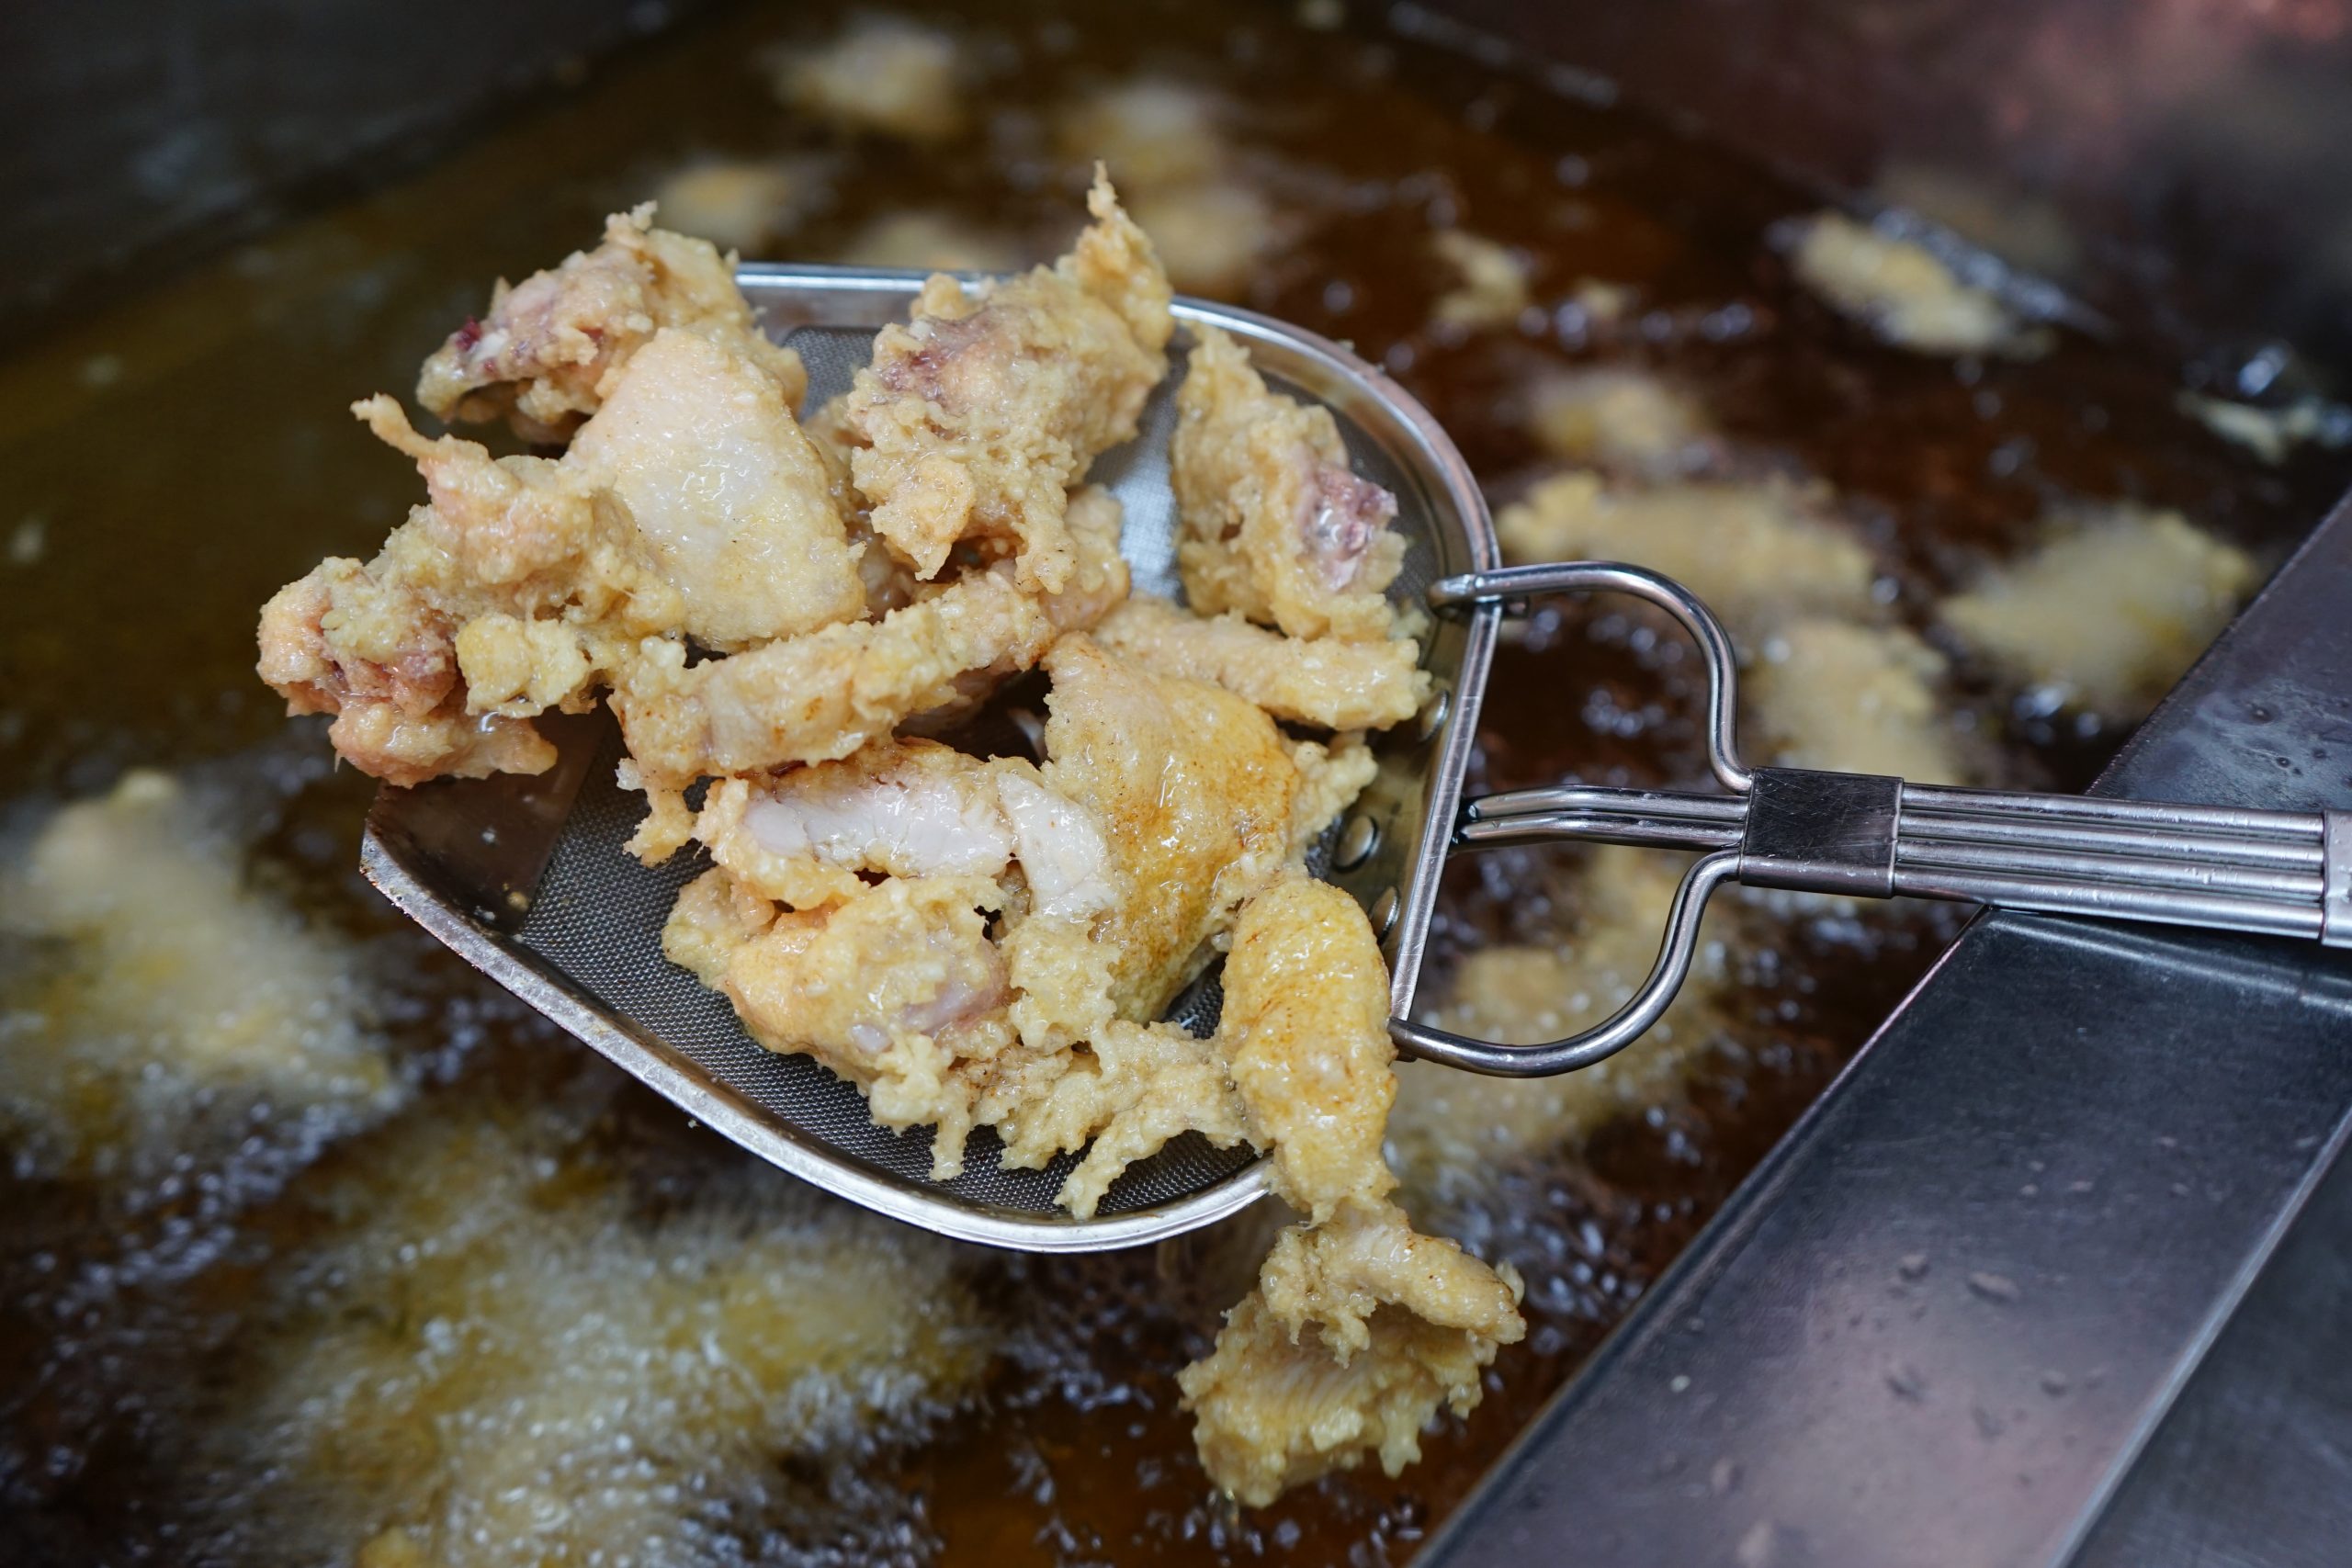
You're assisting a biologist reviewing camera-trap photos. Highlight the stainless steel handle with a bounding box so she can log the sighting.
[1394,561,2352,1078]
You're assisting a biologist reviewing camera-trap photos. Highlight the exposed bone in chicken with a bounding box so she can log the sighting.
[1173,325,1408,643]
[417,205,808,442]
[1178,878,1525,1505]
[1095,595,1427,730]
[842,174,1172,592]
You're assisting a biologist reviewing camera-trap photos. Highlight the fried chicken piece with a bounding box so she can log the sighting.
[691,737,1124,919]
[613,487,1131,853]
[1172,325,1408,643]
[842,173,1172,592]
[1178,879,1524,1504]
[1095,596,1428,730]
[662,867,1012,1179]
[771,17,966,144]
[566,327,865,650]
[1749,617,1971,784]
[1180,1200,1526,1506]
[257,398,684,784]
[418,205,807,442]
[262,319,874,790]
[1216,876,1396,1220]
[1035,637,1306,1021]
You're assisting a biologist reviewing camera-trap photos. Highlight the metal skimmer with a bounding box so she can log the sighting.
[361,267,2352,1252]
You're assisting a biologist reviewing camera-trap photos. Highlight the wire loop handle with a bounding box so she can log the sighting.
[1394,561,2352,1077]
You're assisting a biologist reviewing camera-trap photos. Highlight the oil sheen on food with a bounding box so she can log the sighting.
[2,2,2346,1564]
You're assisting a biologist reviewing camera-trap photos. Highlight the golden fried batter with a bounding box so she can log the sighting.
[418,204,808,442]
[1095,595,1427,730]
[842,173,1172,592]
[1178,879,1525,1505]
[1172,325,1407,643]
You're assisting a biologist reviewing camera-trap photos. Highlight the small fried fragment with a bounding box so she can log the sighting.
[773,17,965,143]
[1789,211,2050,359]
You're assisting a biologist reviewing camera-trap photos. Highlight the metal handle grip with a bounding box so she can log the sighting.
[1399,561,2352,1078]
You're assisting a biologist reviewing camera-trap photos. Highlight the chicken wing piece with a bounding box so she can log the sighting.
[662,867,1013,1179]
[418,205,808,443]
[612,486,1131,854]
[566,327,865,650]
[1172,325,1408,643]
[1094,595,1428,730]
[842,173,1172,592]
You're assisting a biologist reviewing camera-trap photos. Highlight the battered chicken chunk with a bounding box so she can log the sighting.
[257,397,684,785]
[262,313,866,786]
[418,204,808,442]
[1173,325,1408,643]
[612,485,1131,852]
[1178,879,1526,1505]
[1095,595,1427,730]
[842,174,1172,592]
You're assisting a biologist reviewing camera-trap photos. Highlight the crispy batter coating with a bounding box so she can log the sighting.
[1095,595,1427,730]
[566,327,864,650]
[612,486,1130,850]
[663,867,1012,1178]
[1035,637,1306,1020]
[1181,1200,1525,1506]
[1749,616,1969,783]
[257,397,685,784]
[1179,880,1525,1504]
[1173,325,1408,642]
[418,204,807,442]
[843,174,1171,592]
[261,310,870,789]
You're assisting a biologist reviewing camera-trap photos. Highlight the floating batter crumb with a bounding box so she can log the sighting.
[210,1106,991,1568]
[0,769,403,1180]
[1940,503,2257,719]
[1430,231,1532,332]
[771,16,966,143]
[1790,211,2050,359]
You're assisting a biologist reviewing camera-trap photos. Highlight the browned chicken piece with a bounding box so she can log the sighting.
[417,205,808,443]
[1173,325,1408,643]
[1032,637,1306,1021]
[1094,595,1428,730]
[256,398,684,785]
[1216,875,1396,1220]
[842,173,1172,592]
[612,486,1131,857]
[565,327,864,651]
[1177,877,1526,1505]
[662,866,1013,1179]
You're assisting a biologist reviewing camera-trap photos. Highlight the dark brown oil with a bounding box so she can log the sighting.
[2,3,2346,1564]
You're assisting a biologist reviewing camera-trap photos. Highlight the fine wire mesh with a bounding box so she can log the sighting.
[473,315,1457,1219]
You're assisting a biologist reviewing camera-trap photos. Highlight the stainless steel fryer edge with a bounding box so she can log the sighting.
[1421,487,2352,1566]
